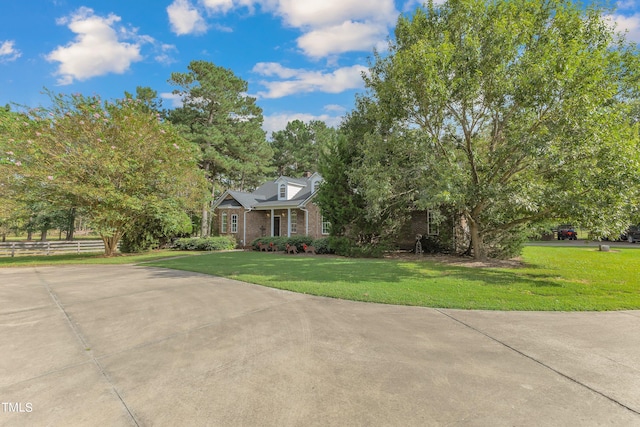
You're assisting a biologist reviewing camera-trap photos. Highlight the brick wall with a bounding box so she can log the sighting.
[215,202,328,247]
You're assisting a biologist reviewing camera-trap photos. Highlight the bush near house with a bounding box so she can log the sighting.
[251,236,333,254]
[172,236,236,251]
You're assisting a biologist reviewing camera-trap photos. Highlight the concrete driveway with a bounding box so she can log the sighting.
[1,265,639,426]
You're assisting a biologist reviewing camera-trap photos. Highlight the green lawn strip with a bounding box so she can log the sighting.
[149,247,640,311]
[0,250,201,267]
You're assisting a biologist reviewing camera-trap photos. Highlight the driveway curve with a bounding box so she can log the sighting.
[1,265,639,426]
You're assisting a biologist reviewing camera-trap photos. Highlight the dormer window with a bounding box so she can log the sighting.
[279,183,286,199]
[313,180,320,193]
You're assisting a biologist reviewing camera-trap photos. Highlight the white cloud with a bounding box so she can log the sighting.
[253,62,367,98]
[161,92,184,108]
[616,0,639,11]
[201,0,238,13]
[0,40,21,62]
[46,8,144,85]
[169,0,397,57]
[324,104,347,113]
[263,112,343,136]
[606,13,640,43]
[297,20,388,58]
[274,0,396,28]
[167,0,208,35]
[155,44,179,65]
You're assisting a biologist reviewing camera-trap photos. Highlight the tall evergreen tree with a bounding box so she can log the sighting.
[270,119,337,177]
[167,61,272,236]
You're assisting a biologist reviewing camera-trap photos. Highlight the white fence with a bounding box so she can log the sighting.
[0,240,109,257]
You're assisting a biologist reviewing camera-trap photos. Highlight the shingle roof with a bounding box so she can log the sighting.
[213,173,322,210]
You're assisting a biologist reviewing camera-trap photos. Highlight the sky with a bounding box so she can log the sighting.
[1,0,640,136]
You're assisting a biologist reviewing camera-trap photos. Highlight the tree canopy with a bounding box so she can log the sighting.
[334,0,640,258]
[270,119,337,177]
[0,91,208,255]
[167,61,273,236]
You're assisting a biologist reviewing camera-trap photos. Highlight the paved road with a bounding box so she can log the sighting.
[1,265,639,426]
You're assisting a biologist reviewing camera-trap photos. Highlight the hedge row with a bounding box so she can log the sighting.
[172,236,237,251]
[251,236,333,254]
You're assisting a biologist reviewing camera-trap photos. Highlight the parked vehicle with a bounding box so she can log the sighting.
[621,226,640,243]
[555,225,578,240]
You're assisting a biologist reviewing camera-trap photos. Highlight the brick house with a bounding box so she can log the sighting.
[212,172,329,247]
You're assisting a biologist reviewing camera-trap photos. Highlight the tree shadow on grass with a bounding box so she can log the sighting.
[151,251,564,289]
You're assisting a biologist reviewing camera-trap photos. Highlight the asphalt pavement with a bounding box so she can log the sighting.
[1,265,639,426]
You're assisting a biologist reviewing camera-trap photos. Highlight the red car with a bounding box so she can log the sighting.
[557,226,578,240]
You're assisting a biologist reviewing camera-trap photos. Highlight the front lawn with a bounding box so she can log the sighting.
[148,246,640,311]
[0,250,198,267]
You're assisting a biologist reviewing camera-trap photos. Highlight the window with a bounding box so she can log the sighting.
[231,214,238,233]
[313,180,320,193]
[279,183,286,199]
[221,212,228,233]
[291,211,297,234]
[322,216,330,235]
[427,210,439,236]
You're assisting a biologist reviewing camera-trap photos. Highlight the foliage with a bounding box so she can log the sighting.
[327,236,387,258]
[341,0,640,259]
[316,128,390,245]
[251,236,334,253]
[309,237,332,254]
[172,236,237,251]
[270,120,337,176]
[167,61,273,235]
[120,200,193,253]
[0,91,208,256]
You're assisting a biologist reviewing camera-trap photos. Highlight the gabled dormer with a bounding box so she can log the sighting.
[275,176,306,201]
[308,172,323,194]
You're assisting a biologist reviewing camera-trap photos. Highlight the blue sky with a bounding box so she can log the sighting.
[1,0,639,135]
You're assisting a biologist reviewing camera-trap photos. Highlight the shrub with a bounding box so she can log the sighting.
[327,236,385,257]
[252,236,288,251]
[251,236,334,254]
[311,237,333,254]
[172,236,236,251]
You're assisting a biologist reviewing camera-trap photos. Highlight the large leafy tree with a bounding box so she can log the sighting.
[0,92,208,256]
[167,60,273,236]
[270,120,337,177]
[346,0,640,259]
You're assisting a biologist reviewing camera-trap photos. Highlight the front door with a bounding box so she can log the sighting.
[273,216,281,236]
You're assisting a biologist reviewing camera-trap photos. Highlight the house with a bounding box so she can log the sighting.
[212,172,329,247]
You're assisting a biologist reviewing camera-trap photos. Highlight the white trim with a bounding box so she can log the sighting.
[270,209,274,236]
[290,210,297,234]
[301,207,309,235]
[321,215,330,235]
[427,210,439,236]
[221,212,228,233]
[231,214,238,233]
[243,208,251,245]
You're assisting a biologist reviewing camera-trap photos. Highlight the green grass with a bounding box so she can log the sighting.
[0,250,200,267]
[147,246,640,311]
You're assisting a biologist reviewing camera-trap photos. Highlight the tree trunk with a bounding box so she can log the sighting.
[469,219,486,260]
[66,208,76,240]
[102,235,120,257]
[201,203,209,237]
[40,229,47,242]
[102,236,119,256]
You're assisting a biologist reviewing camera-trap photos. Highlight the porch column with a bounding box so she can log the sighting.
[270,209,274,236]
[287,208,291,237]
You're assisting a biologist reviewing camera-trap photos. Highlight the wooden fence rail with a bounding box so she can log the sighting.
[0,240,110,257]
